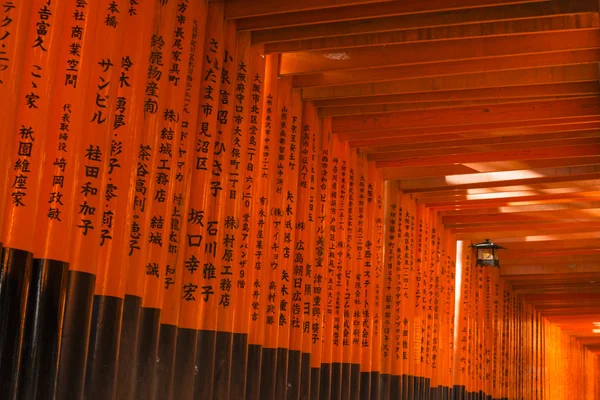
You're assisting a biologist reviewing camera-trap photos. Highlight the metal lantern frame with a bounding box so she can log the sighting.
[469,239,506,267]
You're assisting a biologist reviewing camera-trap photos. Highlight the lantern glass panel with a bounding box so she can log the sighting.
[478,248,494,261]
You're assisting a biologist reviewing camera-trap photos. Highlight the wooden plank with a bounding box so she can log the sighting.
[265,14,599,53]
[224,0,394,19]
[504,248,600,258]
[455,225,600,240]
[281,29,600,75]
[319,95,592,117]
[363,129,600,155]
[345,117,600,143]
[303,64,599,100]
[369,137,600,163]
[453,222,600,235]
[398,168,600,192]
[501,264,600,275]
[293,49,600,88]
[255,0,596,44]
[382,156,600,180]
[422,191,600,208]
[416,180,600,198]
[236,0,547,30]
[503,254,600,265]
[497,238,600,252]
[377,144,600,168]
[314,82,600,107]
[334,97,600,133]
[444,210,600,226]
[440,201,600,217]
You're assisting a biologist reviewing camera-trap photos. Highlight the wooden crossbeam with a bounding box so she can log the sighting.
[369,137,600,163]
[416,181,600,197]
[376,143,600,168]
[304,64,599,100]
[382,156,600,180]
[422,191,600,209]
[501,264,600,275]
[235,0,547,29]
[281,30,600,75]
[265,13,599,53]
[333,97,600,133]
[293,49,600,87]
[319,95,593,117]
[255,0,596,45]
[346,117,600,144]
[361,129,600,155]
[314,82,600,107]
[398,167,600,192]
[442,202,600,219]
[225,0,394,19]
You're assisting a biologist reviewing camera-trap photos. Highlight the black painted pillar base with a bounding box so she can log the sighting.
[309,367,320,400]
[401,374,409,398]
[0,248,32,400]
[230,333,249,400]
[259,347,277,400]
[133,307,160,400]
[380,373,391,399]
[194,329,216,399]
[319,363,332,400]
[331,362,342,400]
[84,295,124,400]
[359,371,371,400]
[349,363,361,400]
[19,259,68,400]
[390,374,401,400]
[116,294,141,400]
[275,347,289,399]
[287,349,301,400]
[246,344,262,400]
[214,330,233,400]
[56,270,95,400]
[370,371,380,400]
[299,353,311,400]
[172,328,197,400]
[156,323,178,400]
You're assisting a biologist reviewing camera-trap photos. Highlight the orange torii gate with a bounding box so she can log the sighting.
[0,1,598,400]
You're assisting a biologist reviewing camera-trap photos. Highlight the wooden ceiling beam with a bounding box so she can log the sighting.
[345,117,600,144]
[375,143,600,168]
[498,239,600,252]
[453,224,600,239]
[224,0,395,19]
[455,225,600,240]
[304,64,599,100]
[265,14,598,53]
[398,167,600,192]
[442,202,600,219]
[255,0,595,45]
[504,248,600,258]
[416,181,600,198]
[382,156,600,180]
[319,95,592,117]
[501,264,600,275]
[423,191,600,208]
[235,0,547,30]
[361,128,600,154]
[505,254,600,265]
[293,49,600,88]
[334,97,600,133]
[281,29,600,75]
[314,82,600,107]
[369,137,600,163]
